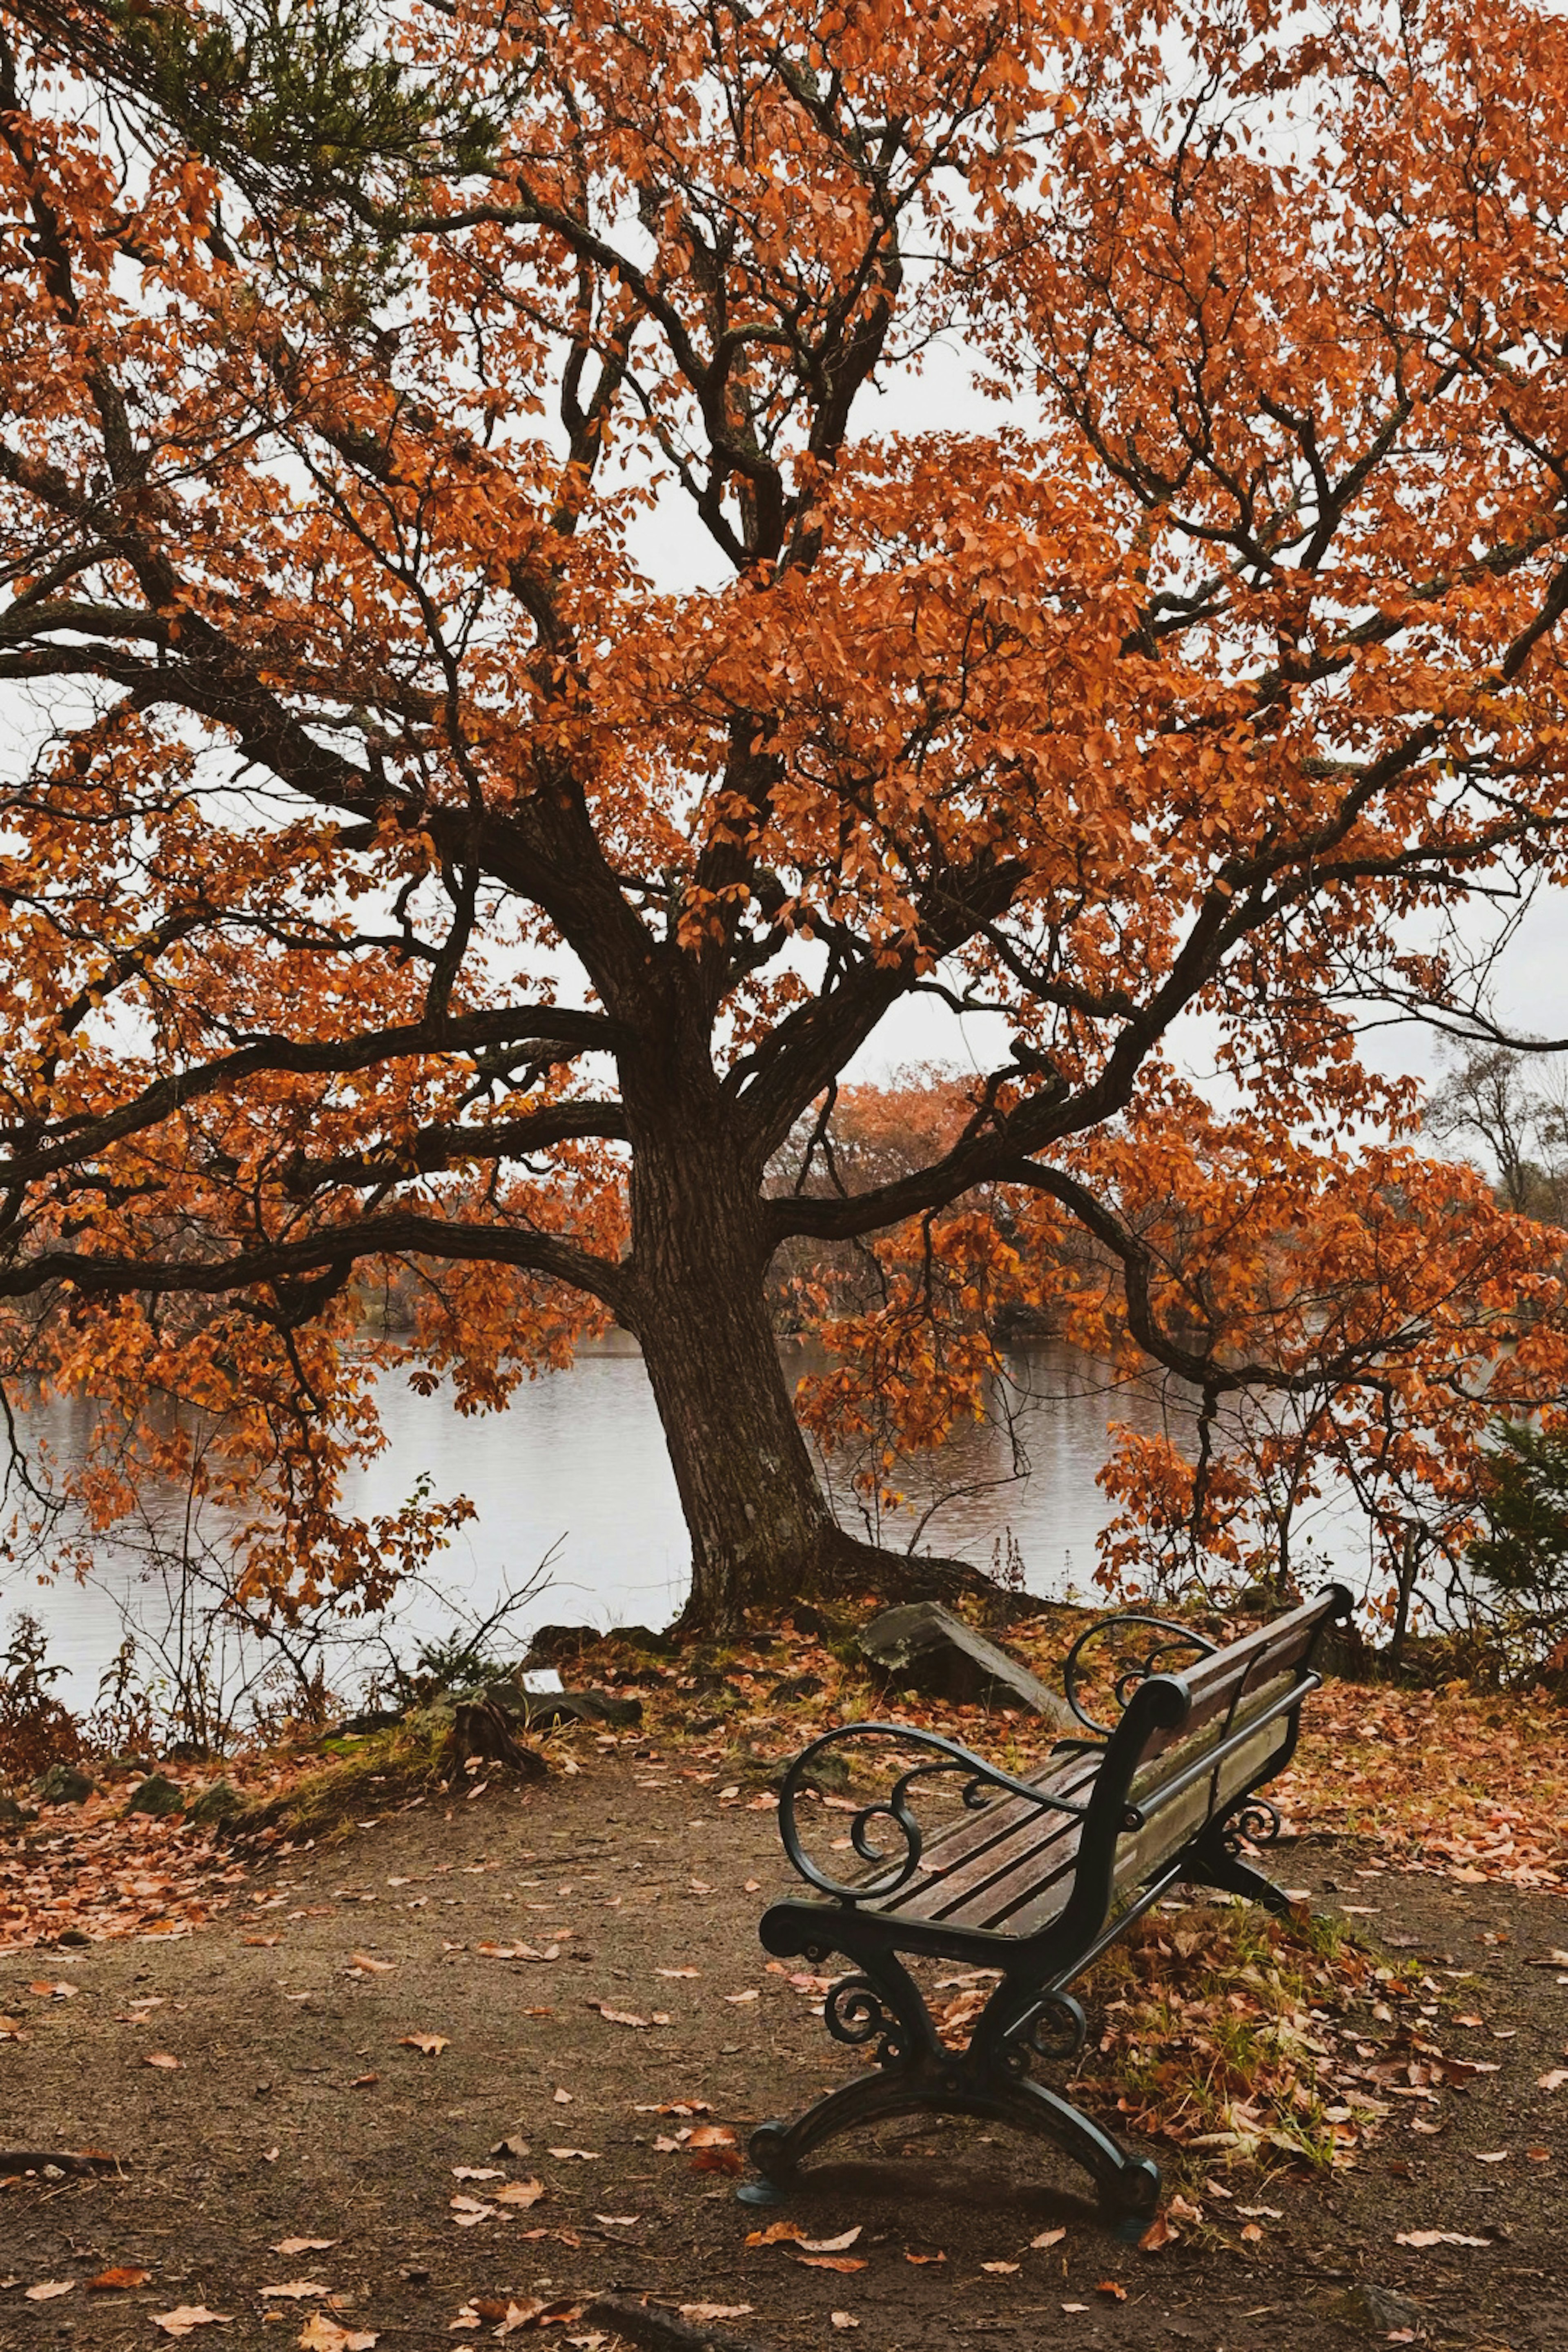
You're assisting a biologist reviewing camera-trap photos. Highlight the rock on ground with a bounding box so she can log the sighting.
[857,1600,1076,1727]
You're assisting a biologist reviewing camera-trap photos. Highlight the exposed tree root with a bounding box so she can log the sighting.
[673,1524,1043,1639]
[584,2293,763,2352]
[442,1697,548,1782]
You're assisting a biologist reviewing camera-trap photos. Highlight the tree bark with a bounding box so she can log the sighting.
[621,1102,998,1635]
[627,1119,837,1631]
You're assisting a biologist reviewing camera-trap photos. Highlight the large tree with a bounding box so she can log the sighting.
[2,0,1568,1632]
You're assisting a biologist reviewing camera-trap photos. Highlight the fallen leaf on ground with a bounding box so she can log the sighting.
[152,2309,234,2336]
[493,2303,554,2336]
[452,2167,503,2182]
[1472,2151,1510,2164]
[88,2268,151,2290]
[688,2124,736,2147]
[492,2181,546,2207]
[1139,2214,1173,2252]
[980,2261,1019,2274]
[800,2228,861,2253]
[798,2256,867,2274]
[1396,2230,1490,2248]
[680,2309,752,2325]
[656,1968,699,1979]
[297,2319,377,2351]
[259,2282,330,2299]
[348,1953,394,1975]
[28,1982,78,1999]
[25,2283,74,2301]
[830,2316,859,2332]
[397,2034,449,2056]
[1538,2069,1568,2092]
[490,2135,530,2159]
[724,1989,759,2004]
[589,2002,648,2027]
[594,2215,640,2227]
[144,2052,180,2069]
[689,2144,743,2176]
[350,2073,378,2088]
[552,2088,571,2104]
[1096,2281,1128,2301]
[272,2242,336,2258]
[547,2148,599,2160]
[904,2251,946,2265]
[746,2222,806,2246]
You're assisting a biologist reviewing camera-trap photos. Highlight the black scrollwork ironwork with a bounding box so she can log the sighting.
[776,1723,1089,1906]
[1018,1989,1088,2064]
[824,1973,906,2065]
[1061,1613,1220,1737]
[1218,1794,1282,1854]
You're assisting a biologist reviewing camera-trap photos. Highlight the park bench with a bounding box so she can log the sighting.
[742,1585,1351,2217]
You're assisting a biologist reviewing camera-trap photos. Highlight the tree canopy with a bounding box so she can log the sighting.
[2,0,1568,1631]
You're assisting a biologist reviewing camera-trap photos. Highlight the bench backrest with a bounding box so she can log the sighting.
[1052,1585,1349,1951]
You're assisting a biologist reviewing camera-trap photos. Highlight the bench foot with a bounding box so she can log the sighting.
[734,2159,791,2208]
[742,2057,1161,2220]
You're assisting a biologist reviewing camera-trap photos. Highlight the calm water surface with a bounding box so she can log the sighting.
[4,1337,1373,1707]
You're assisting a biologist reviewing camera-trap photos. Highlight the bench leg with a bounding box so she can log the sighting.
[1184,1798,1293,1915]
[742,1943,1161,2219]
[745,2052,1160,2218]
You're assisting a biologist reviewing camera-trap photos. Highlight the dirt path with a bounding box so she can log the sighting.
[2,1757,1565,2351]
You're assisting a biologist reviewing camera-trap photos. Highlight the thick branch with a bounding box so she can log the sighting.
[0,1008,621,1181]
[0,1210,635,1320]
[281,1100,628,1194]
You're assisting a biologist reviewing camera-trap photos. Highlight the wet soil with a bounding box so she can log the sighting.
[1,1759,1564,2351]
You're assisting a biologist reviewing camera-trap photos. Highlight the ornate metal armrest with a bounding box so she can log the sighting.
[1060,1613,1219,1738]
[776,1721,1089,1907]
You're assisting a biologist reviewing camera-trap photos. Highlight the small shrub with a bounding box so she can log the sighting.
[0,1614,82,1786]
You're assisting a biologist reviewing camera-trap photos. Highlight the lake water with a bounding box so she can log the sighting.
[2,1336,1375,1711]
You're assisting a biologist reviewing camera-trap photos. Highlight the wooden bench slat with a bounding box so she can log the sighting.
[877,1753,1102,1919]
[887,1773,1097,1928]
[1137,1604,1326,1761]
[881,1653,1306,1936]
[943,1824,1085,1936]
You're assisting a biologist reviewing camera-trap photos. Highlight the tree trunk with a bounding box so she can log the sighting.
[630,1153,836,1632]
[623,1113,996,1636]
